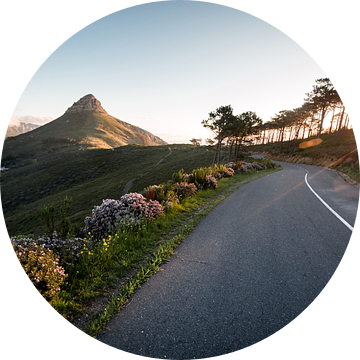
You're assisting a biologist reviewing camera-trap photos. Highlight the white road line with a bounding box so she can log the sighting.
[305,172,354,232]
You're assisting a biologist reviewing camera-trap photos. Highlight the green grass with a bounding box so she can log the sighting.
[46,166,280,334]
[1,144,217,236]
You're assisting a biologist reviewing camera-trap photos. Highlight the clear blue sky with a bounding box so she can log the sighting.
[13,1,325,143]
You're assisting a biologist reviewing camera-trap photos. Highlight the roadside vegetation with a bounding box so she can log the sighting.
[200,78,358,183]
[250,129,359,182]
[2,144,216,235]
[9,155,280,335]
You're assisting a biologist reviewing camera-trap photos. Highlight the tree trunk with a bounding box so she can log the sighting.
[279,128,285,154]
[228,140,234,163]
[291,126,301,155]
[328,108,336,138]
[336,106,345,138]
[286,128,293,153]
[308,116,314,137]
[217,141,222,165]
[275,130,281,150]
[236,139,242,161]
[233,139,238,162]
[212,141,219,169]
[261,130,266,145]
[317,105,327,145]
[302,123,306,139]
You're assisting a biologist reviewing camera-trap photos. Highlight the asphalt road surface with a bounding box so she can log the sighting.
[98,161,359,359]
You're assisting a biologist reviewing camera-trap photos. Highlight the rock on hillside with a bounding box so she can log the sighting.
[65,94,107,114]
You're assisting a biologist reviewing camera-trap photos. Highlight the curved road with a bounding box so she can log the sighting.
[98,161,359,359]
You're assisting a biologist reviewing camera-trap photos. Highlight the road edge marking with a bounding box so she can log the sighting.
[305,173,354,232]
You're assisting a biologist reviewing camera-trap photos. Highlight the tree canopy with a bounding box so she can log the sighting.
[202,106,262,165]
[201,78,349,161]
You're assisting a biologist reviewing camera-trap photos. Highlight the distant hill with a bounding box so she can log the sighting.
[6,122,40,138]
[2,94,167,167]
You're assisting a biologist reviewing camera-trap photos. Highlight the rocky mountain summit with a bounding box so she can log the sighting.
[66,94,107,114]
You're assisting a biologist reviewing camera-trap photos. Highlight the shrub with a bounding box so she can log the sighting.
[172,169,187,183]
[113,213,144,231]
[12,233,85,269]
[143,199,165,221]
[84,199,123,239]
[224,162,237,170]
[37,232,84,268]
[212,164,234,179]
[243,162,254,170]
[237,163,248,173]
[183,173,192,182]
[145,186,156,201]
[11,238,67,301]
[41,196,73,240]
[119,193,153,218]
[173,182,197,199]
[41,203,55,235]
[255,158,277,169]
[58,196,72,240]
[145,184,166,202]
[188,167,211,189]
[205,175,217,189]
[85,194,164,237]
[251,162,265,170]
[162,190,179,208]
[224,167,235,177]
[145,182,179,208]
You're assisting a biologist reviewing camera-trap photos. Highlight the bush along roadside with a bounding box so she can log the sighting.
[10,157,281,330]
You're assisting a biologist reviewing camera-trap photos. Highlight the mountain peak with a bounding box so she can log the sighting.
[65,94,107,114]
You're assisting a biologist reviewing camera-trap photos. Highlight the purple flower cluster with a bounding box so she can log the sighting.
[37,232,84,268]
[84,193,164,238]
[84,199,123,239]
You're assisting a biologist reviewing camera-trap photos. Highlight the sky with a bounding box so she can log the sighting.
[10,0,327,143]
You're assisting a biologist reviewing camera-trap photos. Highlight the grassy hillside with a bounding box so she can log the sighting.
[249,129,359,182]
[1,112,166,168]
[1,144,215,236]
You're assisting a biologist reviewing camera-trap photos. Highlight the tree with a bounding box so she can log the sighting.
[305,78,342,141]
[205,138,215,146]
[232,111,262,160]
[271,110,291,154]
[289,104,312,154]
[190,138,202,146]
[202,105,235,167]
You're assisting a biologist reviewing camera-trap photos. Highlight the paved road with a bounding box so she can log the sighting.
[98,162,359,359]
